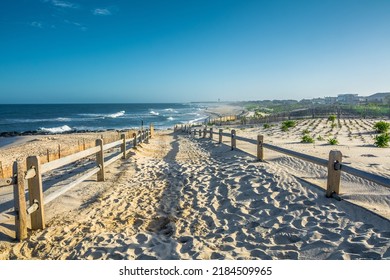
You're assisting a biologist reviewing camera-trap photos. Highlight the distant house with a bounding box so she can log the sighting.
[366,92,390,104]
[337,94,359,104]
[325,97,337,104]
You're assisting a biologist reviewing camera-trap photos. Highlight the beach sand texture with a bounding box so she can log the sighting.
[1,128,389,260]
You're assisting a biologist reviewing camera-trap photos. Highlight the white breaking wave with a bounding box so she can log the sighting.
[188,116,207,124]
[164,108,178,113]
[107,111,125,118]
[150,110,160,116]
[40,125,73,133]
[167,117,174,121]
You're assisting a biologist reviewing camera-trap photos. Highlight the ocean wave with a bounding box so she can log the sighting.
[78,111,125,119]
[188,116,207,124]
[39,125,73,133]
[107,111,125,118]
[164,108,178,113]
[56,117,72,121]
[167,117,174,121]
[150,110,160,116]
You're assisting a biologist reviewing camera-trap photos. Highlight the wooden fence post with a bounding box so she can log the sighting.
[121,134,126,159]
[133,133,137,148]
[209,128,213,139]
[203,127,207,138]
[219,129,223,144]
[199,129,202,137]
[326,150,342,198]
[26,156,45,230]
[95,139,105,182]
[83,139,86,150]
[0,161,3,179]
[58,144,61,159]
[46,149,50,162]
[257,135,264,161]
[150,123,154,138]
[138,130,141,144]
[13,161,28,240]
[231,129,236,150]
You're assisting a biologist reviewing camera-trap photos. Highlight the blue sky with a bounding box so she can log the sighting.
[1,0,389,103]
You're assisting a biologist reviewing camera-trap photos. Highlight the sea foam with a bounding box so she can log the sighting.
[39,125,73,133]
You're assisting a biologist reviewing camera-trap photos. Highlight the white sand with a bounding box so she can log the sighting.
[1,129,389,260]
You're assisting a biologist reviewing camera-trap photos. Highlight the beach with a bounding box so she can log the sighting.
[0,116,389,259]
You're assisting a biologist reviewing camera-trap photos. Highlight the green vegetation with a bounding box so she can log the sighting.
[374,121,390,133]
[317,135,324,141]
[281,120,296,132]
[263,123,271,129]
[374,133,389,148]
[328,115,336,123]
[328,138,338,145]
[301,134,315,143]
[302,129,310,135]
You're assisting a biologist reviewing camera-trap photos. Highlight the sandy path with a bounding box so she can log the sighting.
[1,132,389,260]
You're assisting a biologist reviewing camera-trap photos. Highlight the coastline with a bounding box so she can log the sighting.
[1,105,389,260]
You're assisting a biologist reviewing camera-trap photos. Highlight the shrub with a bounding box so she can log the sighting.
[328,115,336,123]
[374,121,390,133]
[317,135,324,141]
[374,133,389,148]
[302,129,310,135]
[281,120,296,131]
[301,134,315,143]
[263,123,271,129]
[328,138,338,145]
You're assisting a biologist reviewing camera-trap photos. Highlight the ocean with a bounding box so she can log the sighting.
[0,103,210,134]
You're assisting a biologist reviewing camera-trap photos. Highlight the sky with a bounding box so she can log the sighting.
[0,0,390,104]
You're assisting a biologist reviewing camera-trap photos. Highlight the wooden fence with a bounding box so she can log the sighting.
[176,125,390,198]
[0,124,153,241]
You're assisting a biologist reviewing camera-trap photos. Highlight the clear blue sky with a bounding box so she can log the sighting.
[1,0,389,103]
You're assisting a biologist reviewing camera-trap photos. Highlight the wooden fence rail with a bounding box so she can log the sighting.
[178,126,390,199]
[0,124,154,241]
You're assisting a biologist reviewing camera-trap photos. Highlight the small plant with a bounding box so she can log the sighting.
[317,135,324,141]
[328,138,338,145]
[302,129,310,135]
[374,133,389,148]
[328,115,336,123]
[281,120,296,131]
[263,123,271,129]
[301,134,315,143]
[374,121,390,133]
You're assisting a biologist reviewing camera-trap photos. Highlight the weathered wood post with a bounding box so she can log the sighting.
[209,128,213,139]
[13,161,28,240]
[138,130,141,144]
[58,144,61,159]
[231,129,236,150]
[199,129,202,137]
[26,156,45,230]
[150,123,154,138]
[257,135,264,161]
[121,134,126,159]
[83,139,86,150]
[0,161,3,179]
[46,149,50,162]
[95,139,105,182]
[133,132,137,148]
[145,129,149,143]
[326,150,342,198]
[203,127,207,138]
[219,129,223,144]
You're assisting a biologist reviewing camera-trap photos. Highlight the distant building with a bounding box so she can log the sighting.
[337,94,359,104]
[366,92,390,104]
[325,97,337,104]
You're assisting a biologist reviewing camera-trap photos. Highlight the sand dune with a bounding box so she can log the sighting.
[1,130,389,260]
